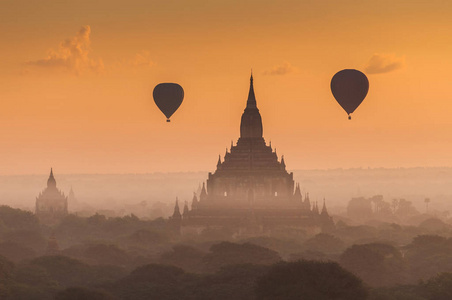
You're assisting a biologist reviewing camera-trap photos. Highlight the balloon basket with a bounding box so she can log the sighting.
[166,119,171,122]
[348,115,351,120]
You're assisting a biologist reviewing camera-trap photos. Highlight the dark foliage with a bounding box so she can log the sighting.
[192,264,267,300]
[200,242,281,273]
[303,233,345,254]
[369,285,426,300]
[84,244,130,266]
[0,206,39,231]
[0,241,36,262]
[256,260,368,300]
[112,264,193,300]
[159,244,206,272]
[419,272,452,300]
[405,235,452,281]
[340,243,406,286]
[55,287,118,300]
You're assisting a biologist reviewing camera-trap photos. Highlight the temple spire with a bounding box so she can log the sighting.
[183,201,189,216]
[240,73,263,139]
[200,182,208,202]
[172,197,181,219]
[321,198,329,216]
[247,71,257,108]
[191,192,198,209]
[294,183,302,201]
[47,168,56,188]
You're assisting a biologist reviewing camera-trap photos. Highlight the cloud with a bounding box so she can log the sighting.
[365,53,405,74]
[263,61,298,76]
[110,51,154,72]
[132,51,153,68]
[27,25,104,75]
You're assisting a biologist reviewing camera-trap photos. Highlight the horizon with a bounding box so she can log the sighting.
[3,165,452,176]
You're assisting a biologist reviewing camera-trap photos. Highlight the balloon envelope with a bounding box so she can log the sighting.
[153,83,184,122]
[330,69,369,118]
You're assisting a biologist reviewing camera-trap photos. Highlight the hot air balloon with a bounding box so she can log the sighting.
[153,83,184,122]
[330,69,369,120]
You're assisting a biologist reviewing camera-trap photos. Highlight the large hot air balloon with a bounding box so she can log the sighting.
[153,83,184,122]
[330,69,369,120]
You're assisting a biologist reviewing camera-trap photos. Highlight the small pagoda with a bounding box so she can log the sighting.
[35,169,68,225]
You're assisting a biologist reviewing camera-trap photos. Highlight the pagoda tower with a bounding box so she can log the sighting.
[181,74,333,235]
[35,169,68,225]
[198,73,298,209]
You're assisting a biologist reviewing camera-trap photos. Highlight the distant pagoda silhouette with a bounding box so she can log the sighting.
[172,74,334,235]
[35,168,68,225]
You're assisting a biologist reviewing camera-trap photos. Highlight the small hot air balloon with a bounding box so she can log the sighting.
[330,69,369,120]
[153,83,184,122]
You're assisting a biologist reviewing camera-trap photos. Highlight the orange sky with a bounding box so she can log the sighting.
[1,0,452,174]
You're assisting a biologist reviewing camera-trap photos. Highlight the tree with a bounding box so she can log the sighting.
[0,205,39,231]
[370,195,392,217]
[112,264,190,300]
[255,260,368,300]
[340,243,406,286]
[29,255,93,287]
[193,264,268,300]
[159,245,205,272]
[405,235,452,282]
[127,229,167,246]
[369,285,426,300]
[419,272,452,300]
[303,233,345,254]
[0,241,36,262]
[201,242,281,273]
[83,244,129,266]
[394,199,418,218]
[0,255,14,299]
[55,287,117,300]
[347,197,373,221]
[418,218,448,233]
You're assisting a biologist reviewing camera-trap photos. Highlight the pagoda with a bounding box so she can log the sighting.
[35,169,68,225]
[175,74,333,235]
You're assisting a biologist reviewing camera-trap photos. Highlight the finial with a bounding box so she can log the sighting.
[251,69,253,81]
